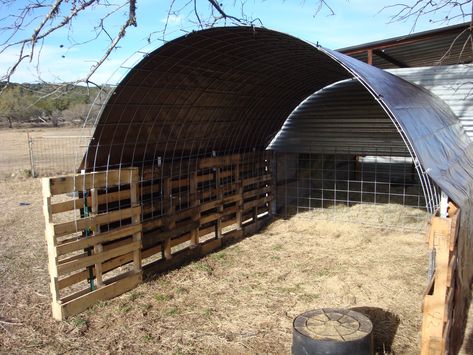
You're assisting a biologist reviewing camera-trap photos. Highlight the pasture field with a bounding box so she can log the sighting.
[0,127,91,178]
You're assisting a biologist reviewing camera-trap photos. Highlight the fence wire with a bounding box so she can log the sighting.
[274,151,435,232]
[27,135,92,176]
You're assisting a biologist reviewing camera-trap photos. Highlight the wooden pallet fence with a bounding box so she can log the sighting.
[421,203,460,355]
[140,152,274,275]
[42,152,274,318]
[42,168,142,320]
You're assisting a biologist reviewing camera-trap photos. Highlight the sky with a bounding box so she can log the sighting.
[0,0,469,84]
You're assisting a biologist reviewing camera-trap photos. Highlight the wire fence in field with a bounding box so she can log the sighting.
[27,134,92,177]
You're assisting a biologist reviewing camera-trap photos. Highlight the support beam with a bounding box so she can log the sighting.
[373,49,409,68]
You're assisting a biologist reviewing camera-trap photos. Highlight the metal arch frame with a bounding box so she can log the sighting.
[317,47,441,213]
[81,26,471,214]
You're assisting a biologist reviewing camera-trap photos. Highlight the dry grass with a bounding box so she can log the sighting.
[0,176,437,354]
[0,127,89,178]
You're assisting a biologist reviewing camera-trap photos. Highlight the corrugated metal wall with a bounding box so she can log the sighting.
[267,78,409,155]
[389,64,473,139]
[268,64,473,155]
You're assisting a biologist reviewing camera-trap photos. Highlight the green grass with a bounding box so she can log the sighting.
[143,334,153,342]
[71,317,87,328]
[203,308,214,318]
[193,262,213,275]
[128,291,141,302]
[165,307,179,316]
[119,304,131,313]
[154,293,173,302]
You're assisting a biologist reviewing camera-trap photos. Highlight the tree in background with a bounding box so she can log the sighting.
[0,83,103,127]
[0,0,471,89]
[0,84,42,127]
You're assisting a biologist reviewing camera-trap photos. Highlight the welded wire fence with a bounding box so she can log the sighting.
[274,151,436,232]
[27,135,92,176]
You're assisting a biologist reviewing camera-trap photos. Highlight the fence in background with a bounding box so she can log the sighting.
[27,133,92,176]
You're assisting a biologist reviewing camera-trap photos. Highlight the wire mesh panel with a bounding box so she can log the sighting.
[29,135,92,176]
[274,150,437,231]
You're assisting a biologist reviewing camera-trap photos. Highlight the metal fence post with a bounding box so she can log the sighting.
[27,132,36,178]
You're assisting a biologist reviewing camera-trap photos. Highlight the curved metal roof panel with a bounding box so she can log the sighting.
[84,26,473,208]
[320,47,473,206]
[268,78,410,156]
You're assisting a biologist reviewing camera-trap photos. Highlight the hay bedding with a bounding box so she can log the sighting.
[0,179,430,354]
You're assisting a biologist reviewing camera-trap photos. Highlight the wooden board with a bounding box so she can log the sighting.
[43,153,273,320]
[421,208,460,355]
[43,168,142,320]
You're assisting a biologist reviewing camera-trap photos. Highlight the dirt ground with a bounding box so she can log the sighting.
[0,174,444,354]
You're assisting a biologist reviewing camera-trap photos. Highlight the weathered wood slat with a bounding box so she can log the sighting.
[198,154,240,169]
[242,174,271,187]
[200,213,220,224]
[49,168,138,195]
[50,189,133,214]
[142,245,162,260]
[53,206,141,237]
[171,233,192,248]
[243,196,272,210]
[54,271,141,320]
[57,241,141,276]
[56,224,142,256]
[142,216,164,231]
[57,250,136,290]
[199,225,216,238]
[243,186,271,199]
[153,221,199,243]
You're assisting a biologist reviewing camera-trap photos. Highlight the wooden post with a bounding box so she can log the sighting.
[42,178,61,319]
[367,49,373,65]
[129,171,142,272]
[421,208,459,355]
[216,167,223,238]
[163,177,174,259]
[91,188,103,288]
[190,172,200,247]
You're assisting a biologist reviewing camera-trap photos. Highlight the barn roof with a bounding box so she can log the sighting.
[339,22,472,68]
[83,26,473,209]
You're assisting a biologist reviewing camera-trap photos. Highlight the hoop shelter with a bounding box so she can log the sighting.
[76,27,473,351]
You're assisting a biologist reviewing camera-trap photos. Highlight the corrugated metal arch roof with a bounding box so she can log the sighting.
[321,47,473,207]
[84,26,473,208]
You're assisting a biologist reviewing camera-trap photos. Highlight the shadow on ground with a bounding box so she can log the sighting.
[462,328,473,354]
[351,306,400,354]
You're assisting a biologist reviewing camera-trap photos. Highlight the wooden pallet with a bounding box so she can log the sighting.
[42,168,142,320]
[421,203,460,355]
[42,152,274,319]
[139,152,274,268]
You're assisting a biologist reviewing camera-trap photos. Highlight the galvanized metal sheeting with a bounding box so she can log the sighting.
[339,23,472,69]
[389,64,473,139]
[321,48,473,208]
[267,79,410,156]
